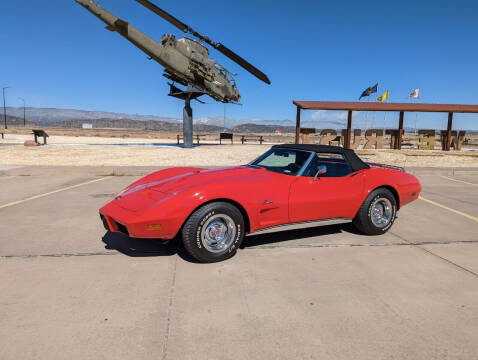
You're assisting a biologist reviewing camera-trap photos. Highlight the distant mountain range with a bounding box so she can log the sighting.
[3,107,477,134]
[3,107,320,130]
[5,107,178,124]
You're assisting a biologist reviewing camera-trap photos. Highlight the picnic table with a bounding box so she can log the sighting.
[177,134,207,145]
[240,135,264,144]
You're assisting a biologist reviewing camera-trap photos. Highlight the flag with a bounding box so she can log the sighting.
[409,88,420,98]
[376,90,389,102]
[359,83,378,100]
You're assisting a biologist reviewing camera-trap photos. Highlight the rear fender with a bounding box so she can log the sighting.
[361,169,421,211]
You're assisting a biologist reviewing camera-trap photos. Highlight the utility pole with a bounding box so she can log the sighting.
[3,86,10,129]
[19,97,26,126]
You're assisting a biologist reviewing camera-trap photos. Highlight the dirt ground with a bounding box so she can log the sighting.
[1,131,478,168]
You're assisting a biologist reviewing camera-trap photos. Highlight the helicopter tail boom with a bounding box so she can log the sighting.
[74,0,189,81]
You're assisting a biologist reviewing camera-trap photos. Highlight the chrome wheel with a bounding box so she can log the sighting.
[370,197,393,228]
[201,214,236,253]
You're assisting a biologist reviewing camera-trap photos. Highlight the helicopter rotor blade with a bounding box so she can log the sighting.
[214,43,271,85]
[136,0,271,84]
[136,0,189,33]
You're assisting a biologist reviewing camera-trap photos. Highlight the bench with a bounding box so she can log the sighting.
[32,129,49,145]
[177,134,207,145]
[219,132,233,144]
[241,135,264,144]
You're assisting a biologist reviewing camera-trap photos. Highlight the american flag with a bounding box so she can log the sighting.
[409,88,420,98]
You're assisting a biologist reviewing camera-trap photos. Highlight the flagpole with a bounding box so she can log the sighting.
[365,97,369,132]
[383,94,388,141]
[415,94,418,137]
[371,102,376,130]
[371,83,378,130]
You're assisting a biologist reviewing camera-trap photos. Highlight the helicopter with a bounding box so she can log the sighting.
[74,0,271,103]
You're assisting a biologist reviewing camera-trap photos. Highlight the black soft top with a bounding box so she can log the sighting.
[271,144,370,172]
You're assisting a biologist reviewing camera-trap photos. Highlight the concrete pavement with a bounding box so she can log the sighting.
[1,166,477,359]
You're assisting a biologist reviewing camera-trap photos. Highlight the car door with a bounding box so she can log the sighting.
[289,153,365,222]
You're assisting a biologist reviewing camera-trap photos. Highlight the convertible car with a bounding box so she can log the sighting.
[100,144,421,262]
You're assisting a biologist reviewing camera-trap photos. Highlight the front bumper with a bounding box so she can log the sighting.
[99,200,181,240]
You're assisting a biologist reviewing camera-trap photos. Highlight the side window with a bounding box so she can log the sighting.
[303,153,352,178]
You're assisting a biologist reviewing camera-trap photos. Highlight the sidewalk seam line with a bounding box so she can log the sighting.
[162,256,178,360]
[389,231,478,278]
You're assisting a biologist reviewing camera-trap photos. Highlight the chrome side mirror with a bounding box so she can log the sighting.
[313,165,327,181]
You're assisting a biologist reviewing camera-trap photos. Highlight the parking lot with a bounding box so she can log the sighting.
[1,165,478,360]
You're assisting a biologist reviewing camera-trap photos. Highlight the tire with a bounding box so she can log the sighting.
[353,188,397,235]
[182,202,245,263]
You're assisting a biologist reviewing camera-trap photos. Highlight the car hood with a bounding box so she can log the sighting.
[150,166,267,194]
[120,166,267,198]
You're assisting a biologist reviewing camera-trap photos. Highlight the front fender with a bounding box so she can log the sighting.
[143,184,259,239]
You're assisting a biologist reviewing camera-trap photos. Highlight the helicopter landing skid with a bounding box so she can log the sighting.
[168,83,207,148]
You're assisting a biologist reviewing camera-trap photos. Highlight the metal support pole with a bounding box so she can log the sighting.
[295,107,301,144]
[398,111,404,150]
[183,97,193,148]
[3,87,10,130]
[446,112,453,151]
[345,110,352,149]
[19,97,26,126]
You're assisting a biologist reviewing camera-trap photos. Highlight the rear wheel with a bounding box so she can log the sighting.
[353,188,397,235]
[182,202,245,263]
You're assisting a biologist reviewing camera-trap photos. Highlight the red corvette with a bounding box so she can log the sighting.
[100,144,421,262]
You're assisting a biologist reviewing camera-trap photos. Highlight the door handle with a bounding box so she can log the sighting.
[261,200,274,205]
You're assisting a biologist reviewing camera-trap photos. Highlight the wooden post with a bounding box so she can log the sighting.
[295,107,301,144]
[345,110,352,149]
[446,112,453,151]
[398,111,404,150]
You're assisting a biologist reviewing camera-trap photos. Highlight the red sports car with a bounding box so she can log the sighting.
[100,144,421,262]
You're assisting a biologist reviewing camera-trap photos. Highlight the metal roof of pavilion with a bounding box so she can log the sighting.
[293,101,478,113]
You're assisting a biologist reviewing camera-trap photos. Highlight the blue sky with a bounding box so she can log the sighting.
[2,0,478,129]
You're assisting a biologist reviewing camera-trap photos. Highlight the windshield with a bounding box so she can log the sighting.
[249,148,312,176]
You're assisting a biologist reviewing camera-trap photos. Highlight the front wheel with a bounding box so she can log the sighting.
[353,188,397,235]
[182,202,245,263]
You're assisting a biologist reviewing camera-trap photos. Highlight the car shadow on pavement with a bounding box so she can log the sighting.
[242,222,362,249]
[101,231,198,263]
[102,223,363,262]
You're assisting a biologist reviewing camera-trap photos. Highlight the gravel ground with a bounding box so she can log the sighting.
[1,134,477,167]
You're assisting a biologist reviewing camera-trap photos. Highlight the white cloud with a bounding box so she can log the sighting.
[310,110,362,122]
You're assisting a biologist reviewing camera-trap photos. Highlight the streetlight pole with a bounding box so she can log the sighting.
[19,97,26,126]
[3,86,10,130]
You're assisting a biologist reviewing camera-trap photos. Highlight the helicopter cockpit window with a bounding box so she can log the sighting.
[214,65,236,86]
[214,65,227,77]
